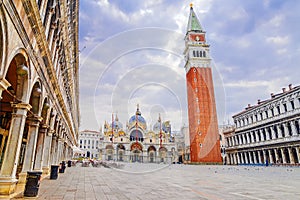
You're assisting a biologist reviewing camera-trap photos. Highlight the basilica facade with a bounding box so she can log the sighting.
[99,105,177,164]
[0,1,79,197]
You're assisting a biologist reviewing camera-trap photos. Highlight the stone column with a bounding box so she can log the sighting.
[259,129,264,141]
[277,124,283,138]
[248,152,253,164]
[50,135,58,165]
[255,130,259,142]
[296,147,300,164]
[270,126,276,139]
[265,128,270,140]
[18,116,42,185]
[283,123,289,137]
[240,152,244,164]
[253,151,257,164]
[244,152,248,164]
[246,133,250,144]
[290,121,298,136]
[0,78,11,100]
[0,103,31,195]
[42,130,53,175]
[33,126,48,171]
[56,138,64,164]
[258,150,262,164]
[268,149,274,164]
[250,132,254,143]
[263,150,267,164]
[237,153,241,164]
[288,148,295,164]
[281,148,287,164]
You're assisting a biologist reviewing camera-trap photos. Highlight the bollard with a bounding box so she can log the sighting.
[50,165,59,179]
[24,171,42,197]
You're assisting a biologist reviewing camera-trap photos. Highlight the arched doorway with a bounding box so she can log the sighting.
[130,142,142,162]
[117,144,125,161]
[0,52,30,180]
[105,145,114,161]
[147,146,156,163]
[159,147,167,163]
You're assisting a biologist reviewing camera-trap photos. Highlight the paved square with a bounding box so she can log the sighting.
[14,163,300,200]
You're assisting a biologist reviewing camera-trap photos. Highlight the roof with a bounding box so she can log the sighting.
[186,6,203,32]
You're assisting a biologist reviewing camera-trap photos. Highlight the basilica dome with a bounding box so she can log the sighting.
[128,105,147,130]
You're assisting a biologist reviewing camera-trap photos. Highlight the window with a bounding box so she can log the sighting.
[80,140,82,144]
[196,51,199,57]
[121,138,123,142]
[271,108,274,116]
[283,104,287,112]
[277,106,281,114]
[203,51,206,57]
[265,111,268,118]
[199,51,202,57]
[193,51,196,57]
[199,143,202,147]
[260,113,263,120]
[150,139,152,143]
[291,101,295,110]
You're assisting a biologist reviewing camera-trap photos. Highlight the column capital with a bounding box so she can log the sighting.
[27,116,43,126]
[11,102,32,111]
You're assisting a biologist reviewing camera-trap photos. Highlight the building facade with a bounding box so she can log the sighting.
[0,0,79,196]
[225,84,300,165]
[99,105,177,163]
[184,5,222,163]
[78,130,101,159]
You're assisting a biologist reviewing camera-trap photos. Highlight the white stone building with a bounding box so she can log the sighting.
[78,130,101,159]
[224,84,300,165]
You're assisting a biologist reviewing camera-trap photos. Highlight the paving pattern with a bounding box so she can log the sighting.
[13,162,300,200]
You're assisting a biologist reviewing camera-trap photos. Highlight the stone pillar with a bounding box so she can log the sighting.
[237,153,241,164]
[56,138,64,164]
[277,124,283,138]
[268,149,274,164]
[259,129,264,141]
[242,134,246,144]
[270,126,276,139]
[246,133,250,144]
[258,150,262,164]
[50,135,57,165]
[255,130,259,142]
[18,116,42,185]
[248,152,253,164]
[253,151,257,164]
[281,148,287,164]
[33,126,47,171]
[265,128,270,140]
[283,123,289,137]
[244,152,248,164]
[240,152,244,164]
[296,147,300,164]
[263,150,267,164]
[42,130,53,175]
[0,78,11,100]
[0,103,31,195]
[250,132,254,143]
[288,148,295,164]
[290,121,298,136]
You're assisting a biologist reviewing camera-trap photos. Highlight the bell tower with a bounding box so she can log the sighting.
[184,4,222,163]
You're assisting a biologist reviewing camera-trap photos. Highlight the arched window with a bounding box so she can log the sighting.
[203,51,206,57]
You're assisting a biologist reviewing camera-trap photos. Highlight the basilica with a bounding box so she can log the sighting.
[99,105,178,163]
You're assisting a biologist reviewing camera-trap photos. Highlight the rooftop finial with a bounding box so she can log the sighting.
[190,3,193,8]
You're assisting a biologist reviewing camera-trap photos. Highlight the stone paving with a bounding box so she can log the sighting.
[13,162,300,200]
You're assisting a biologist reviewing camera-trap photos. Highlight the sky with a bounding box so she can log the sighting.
[78,0,300,132]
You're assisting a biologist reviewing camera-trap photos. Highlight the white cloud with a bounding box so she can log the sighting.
[266,36,289,45]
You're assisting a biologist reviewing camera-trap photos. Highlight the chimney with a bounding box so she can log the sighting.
[282,88,286,93]
[271,93,274,98]
[289,84,293,90]
[257,99,261,104]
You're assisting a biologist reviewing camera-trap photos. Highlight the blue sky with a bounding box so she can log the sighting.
[79,0,300,131]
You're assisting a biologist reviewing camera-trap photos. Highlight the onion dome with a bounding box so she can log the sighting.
[128,104,147,130]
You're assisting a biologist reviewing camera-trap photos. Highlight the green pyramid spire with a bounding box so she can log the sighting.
[187,5,203,32]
